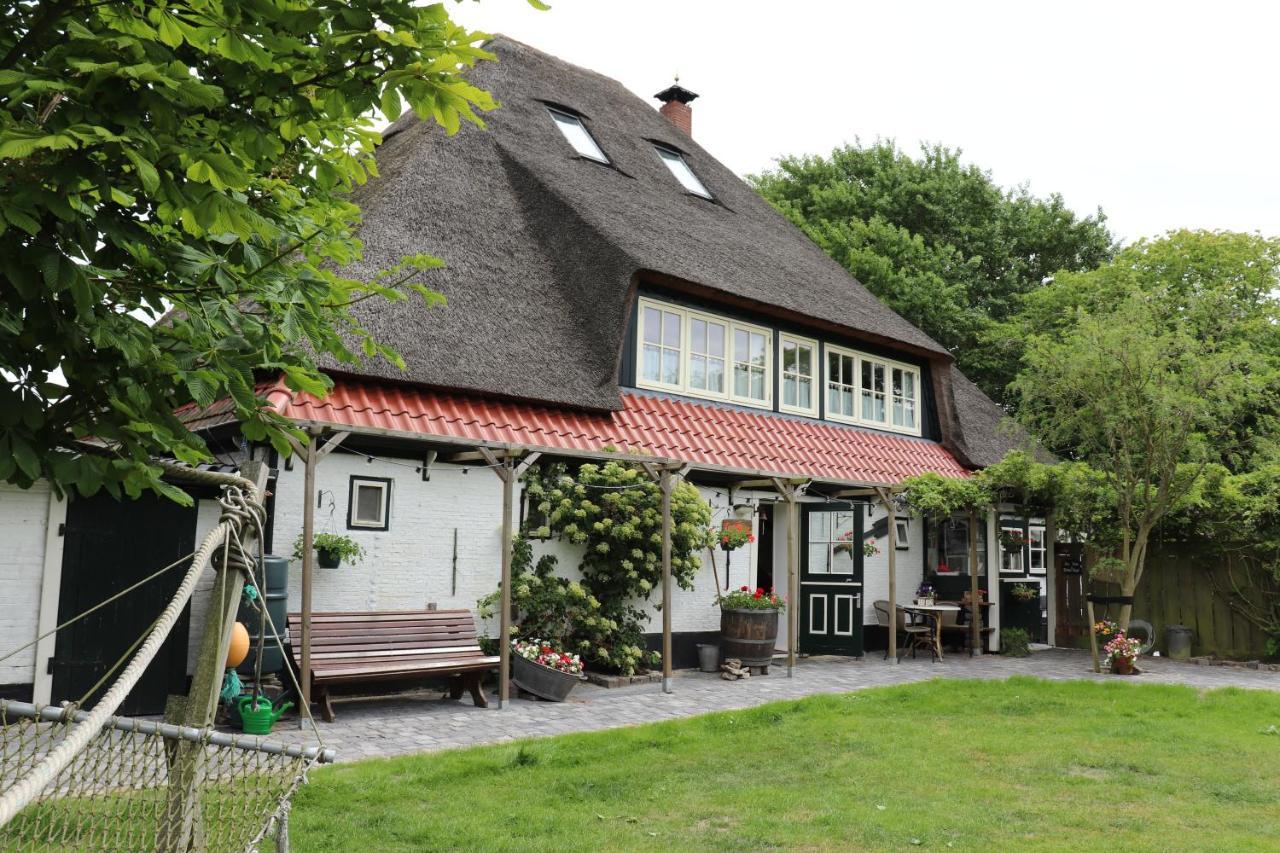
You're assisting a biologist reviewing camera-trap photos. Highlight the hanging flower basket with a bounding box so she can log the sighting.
[718,519,754,551]
[293,533,365,570]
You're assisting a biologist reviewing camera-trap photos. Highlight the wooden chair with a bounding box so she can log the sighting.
[287,609,499,722]
[873,600,932,660]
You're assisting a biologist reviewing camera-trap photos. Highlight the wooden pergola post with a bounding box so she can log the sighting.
[477,447,541,709]
[968,509,981,655]
[641,462,688,694]
[287,428,348,725]
[875,487,898,663]
[768,478,808,677]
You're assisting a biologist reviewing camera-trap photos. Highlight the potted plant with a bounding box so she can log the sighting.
[915,580,936,606]
[510,637,584,702]
[718,520,755,551]
[292,533,365,569]
[1092,619,1121,645]
[998,529,1029,550]
[719,585,784,669]
[1103,632,1142,675]
[1010,582,1039,603]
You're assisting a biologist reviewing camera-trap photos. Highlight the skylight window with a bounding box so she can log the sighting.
[548,108,609,163]
[654,145,711,198]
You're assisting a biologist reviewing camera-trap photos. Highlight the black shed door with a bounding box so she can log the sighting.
[51,491,197,715]
[800,503,865,656]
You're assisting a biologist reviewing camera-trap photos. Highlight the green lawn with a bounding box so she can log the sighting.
[291,677,1280,851]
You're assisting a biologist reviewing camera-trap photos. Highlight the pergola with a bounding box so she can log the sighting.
[285,421,943,719]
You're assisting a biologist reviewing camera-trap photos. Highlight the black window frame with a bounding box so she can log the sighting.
[347,475,393,531]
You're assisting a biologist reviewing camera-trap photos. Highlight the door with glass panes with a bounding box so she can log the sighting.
[800,503,864,656]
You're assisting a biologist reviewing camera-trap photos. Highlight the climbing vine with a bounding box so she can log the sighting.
[483,458,713,675]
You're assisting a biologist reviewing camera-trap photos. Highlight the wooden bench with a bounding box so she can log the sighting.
[287,609,498,722]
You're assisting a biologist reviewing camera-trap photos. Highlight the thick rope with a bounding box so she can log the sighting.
[0,480,266,829]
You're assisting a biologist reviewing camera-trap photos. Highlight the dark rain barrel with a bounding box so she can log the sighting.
[237,555,290,677]
[719,608,780,668]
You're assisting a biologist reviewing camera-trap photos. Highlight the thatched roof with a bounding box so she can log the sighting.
[329,35,1017,468]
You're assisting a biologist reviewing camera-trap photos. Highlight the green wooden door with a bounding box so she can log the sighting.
[800,503,864,656]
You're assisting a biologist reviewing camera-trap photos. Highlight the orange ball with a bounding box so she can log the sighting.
[226,622,250,669]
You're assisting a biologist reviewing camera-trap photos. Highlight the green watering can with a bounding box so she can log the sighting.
[236,695,294,735]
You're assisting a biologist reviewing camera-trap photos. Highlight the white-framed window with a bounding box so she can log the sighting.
[732,322,771,404]
[654,145,712,198]
[891,366,918,430]
[686,311,728,398]
[348,476,391,530]
[638,301,683,390]
[548,108,609,163]
[894,518,910,550]
[826,346,857,421]
[635,298,771,409]
[1000,525,1025,574]
[861,358,887,423]
[1028,522,1047,575]
[780,334,818,416]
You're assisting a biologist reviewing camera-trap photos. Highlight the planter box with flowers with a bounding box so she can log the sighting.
[719,586,784,669]
[510,638,584,702]
[1103,632,1143,675]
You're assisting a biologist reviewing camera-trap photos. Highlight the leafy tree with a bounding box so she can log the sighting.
[1008,231,1280,627]
[751,141,1114,403]
[0,1,506,502]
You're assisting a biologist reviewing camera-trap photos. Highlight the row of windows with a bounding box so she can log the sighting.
[636,297,923,435]
[549,107,712,199]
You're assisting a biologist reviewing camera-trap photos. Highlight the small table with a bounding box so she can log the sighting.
[901,604,960,661]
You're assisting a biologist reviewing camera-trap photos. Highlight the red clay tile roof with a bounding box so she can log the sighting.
[263,377,970,486]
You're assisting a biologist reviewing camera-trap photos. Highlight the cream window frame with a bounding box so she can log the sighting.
[684,308,730,400]
[824,345,923,436]
[779,333,819,417]
[636,298,683,392]
[634,297,772,410]
[729,319,773,407]
[824,344,859,425]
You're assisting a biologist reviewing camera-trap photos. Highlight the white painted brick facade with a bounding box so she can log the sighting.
[0,482,50,685]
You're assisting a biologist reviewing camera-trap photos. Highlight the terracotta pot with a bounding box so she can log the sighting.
[1111,655,1135,675]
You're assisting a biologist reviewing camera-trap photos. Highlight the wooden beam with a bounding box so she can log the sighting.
[314,430,350,460]
[874,487,898,664]
[659,469,680,694]
[969,509,981,656]
[770,477,809,677]
[300,432,317,724]
[444,447,524,465]
[481,446,539,709]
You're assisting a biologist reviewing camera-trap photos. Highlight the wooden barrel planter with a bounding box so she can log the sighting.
[720,608,780,668]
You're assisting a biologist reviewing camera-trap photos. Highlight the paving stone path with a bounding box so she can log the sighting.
[277,649,1280,763]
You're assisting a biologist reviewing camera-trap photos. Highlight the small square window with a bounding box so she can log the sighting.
[348,476,391,530]
[654,145,712,198]
[894,518,910,550]
[548,108,609,163]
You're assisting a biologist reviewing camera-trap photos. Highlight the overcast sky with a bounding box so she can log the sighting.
[450,0,1279,244]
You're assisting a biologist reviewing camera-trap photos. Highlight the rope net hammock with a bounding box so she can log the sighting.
[0,464,332,851]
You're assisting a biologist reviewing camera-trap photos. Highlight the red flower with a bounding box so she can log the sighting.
[753,590,763,599]
[740,585,750,592]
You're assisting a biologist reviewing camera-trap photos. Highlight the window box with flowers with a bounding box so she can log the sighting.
[719,586,784,669]
[510,638,584,702]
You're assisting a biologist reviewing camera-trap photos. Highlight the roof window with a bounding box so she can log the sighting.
[548,108,609,163]
[654,145,711,198]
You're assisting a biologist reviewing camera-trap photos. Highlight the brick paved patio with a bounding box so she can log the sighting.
[277,649,1280,763]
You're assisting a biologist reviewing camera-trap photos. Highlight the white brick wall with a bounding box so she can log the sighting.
[0,482,50,685]
[270,458,735,639]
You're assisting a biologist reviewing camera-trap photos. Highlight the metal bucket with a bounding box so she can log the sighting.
[511,654,579,702]
[720,608,779,668]
[1165,624,1193,661]
[237,555,289,676]
[696,643,720,672]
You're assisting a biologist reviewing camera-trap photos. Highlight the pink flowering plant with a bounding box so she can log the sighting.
[512,638,584,676]
[721,585,786,612]
[1103,633,1142,664]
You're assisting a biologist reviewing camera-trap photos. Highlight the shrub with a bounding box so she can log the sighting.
[482,459,714,676]
[1001,628,1031,657]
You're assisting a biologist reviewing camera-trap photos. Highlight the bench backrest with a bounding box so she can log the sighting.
[286,609,488,663]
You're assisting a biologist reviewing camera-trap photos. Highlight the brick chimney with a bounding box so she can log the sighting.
[654,82,698,137]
